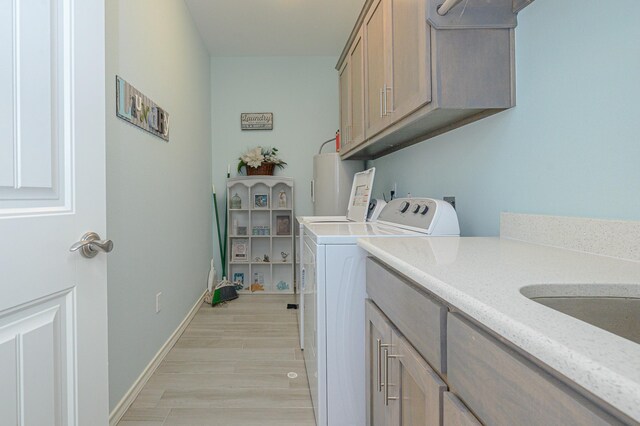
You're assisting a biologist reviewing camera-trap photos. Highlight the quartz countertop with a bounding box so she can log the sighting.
[357,236,640,422]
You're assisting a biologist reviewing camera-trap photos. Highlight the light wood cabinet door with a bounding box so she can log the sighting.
[387,330,446,426]
[339,59,351,151]
[387,0,431,121]
[364,0,392,138]
[349,28,365,147]
[366,300,393,426]
[443,392,482,426]
[367,298,446,426]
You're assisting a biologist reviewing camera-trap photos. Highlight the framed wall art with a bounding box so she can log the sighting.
[116,76,170,141]
[241,113,273,131]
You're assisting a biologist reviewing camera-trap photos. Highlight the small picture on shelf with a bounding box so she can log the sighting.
[276,215,291,235]
[254,194,269,209]
[232,272,245,290]
[237,226,247,235]
[278,190,287,208]
[231,239,248,262]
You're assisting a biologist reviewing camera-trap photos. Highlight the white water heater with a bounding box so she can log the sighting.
[311,153,363,216]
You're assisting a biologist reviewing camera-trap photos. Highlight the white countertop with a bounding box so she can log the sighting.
[357,236,640,422]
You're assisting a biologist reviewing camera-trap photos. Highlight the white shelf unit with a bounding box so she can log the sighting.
[227,176,294,294]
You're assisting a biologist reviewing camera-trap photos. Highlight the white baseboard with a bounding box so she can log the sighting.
[109,290,206,426]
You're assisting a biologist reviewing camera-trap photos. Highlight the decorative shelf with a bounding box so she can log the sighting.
[227,176,294,294]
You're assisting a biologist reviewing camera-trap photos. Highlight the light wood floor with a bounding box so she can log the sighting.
[117,294,315,426]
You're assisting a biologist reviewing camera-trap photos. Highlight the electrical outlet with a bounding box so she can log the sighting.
[443,196,456,210]
[390,183,398,200]
[156,292,162,313]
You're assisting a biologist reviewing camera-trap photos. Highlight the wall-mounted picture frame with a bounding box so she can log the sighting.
[254,194,269,209]
[276,215,291,235]
[241,113,273,131]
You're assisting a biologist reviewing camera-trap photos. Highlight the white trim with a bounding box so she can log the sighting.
[108,290,206,426]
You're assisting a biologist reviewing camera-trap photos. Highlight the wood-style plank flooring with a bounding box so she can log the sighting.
[117,294,315,426]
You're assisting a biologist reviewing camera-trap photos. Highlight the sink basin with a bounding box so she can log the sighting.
[521,285,640,345]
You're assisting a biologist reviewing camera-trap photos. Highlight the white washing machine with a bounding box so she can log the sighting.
[301,198,459,426]
[296,168,375,349]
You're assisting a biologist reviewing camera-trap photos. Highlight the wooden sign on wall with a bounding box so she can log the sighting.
[116,76,170,141]
[241,113,273,130]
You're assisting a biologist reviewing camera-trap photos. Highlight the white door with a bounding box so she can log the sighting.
[0,0,108,425]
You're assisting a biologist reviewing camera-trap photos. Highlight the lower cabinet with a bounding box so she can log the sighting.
[366,257,630,426]
[442,392,481,426]
[366,300,447,425]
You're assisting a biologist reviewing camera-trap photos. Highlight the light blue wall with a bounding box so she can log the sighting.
[106,0,212,410]
[211,57,339,272]
[369,0,640,236]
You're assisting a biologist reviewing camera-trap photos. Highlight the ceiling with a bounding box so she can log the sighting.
[184,0,365,56]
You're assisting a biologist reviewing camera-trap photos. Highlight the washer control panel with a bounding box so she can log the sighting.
[376,197,459,235]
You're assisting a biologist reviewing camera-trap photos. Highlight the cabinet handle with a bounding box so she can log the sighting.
[376,339,390,392]
[377,339,382,392]
[383,349,401,405]
[383,84,388,116]
[386,85,393,114]
[379,88,384,118]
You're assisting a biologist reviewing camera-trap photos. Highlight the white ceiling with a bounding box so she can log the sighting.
[184,0,365,56]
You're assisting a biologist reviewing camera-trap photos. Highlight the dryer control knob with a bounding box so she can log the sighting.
[412,204,421,214]
[421,205,430,215]
[399,201,410,213]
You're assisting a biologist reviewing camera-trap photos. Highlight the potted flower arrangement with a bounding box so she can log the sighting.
[237,146,287,176]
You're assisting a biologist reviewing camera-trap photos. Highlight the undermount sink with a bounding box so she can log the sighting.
[521,285,640,345]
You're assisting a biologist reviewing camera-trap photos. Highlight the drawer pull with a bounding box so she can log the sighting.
[377,339,391,392]
[384,348,401,405]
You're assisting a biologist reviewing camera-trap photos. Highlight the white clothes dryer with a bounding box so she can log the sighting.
[301,198,459,426]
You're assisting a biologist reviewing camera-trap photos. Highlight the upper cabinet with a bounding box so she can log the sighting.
[340,28,366,153]
[337,0,531,159]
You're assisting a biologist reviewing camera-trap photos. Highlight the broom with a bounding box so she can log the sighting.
[211,276,238,306]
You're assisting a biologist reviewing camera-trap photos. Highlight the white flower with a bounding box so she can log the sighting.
[242,147,264,168]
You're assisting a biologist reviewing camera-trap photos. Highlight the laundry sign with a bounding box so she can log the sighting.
[116,76,170,141]
[241,113,273,130]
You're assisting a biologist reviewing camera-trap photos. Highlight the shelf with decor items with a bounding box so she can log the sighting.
[227,176,294,294]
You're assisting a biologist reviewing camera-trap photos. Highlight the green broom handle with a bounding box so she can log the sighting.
[213,191,224,275]
[222,205,228,277]
[222,173,230,277]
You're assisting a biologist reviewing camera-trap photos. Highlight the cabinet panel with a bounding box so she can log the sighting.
[339,60,350,150]
[391,331,446,426]
[364,0,391,137]
[443,392,481,426]
[366,300,393,426]
[367,300,446,426]
[366,258,446,374]
[349,29,365,146]
[447,313,625,426]
[388,0,430,120]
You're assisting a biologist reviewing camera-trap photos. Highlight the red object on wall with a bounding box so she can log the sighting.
[335,130,340,152]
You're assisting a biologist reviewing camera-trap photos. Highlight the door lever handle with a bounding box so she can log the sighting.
[70,232,114,258]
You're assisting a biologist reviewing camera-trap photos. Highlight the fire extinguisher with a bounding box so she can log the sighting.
[335,130,341,152]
